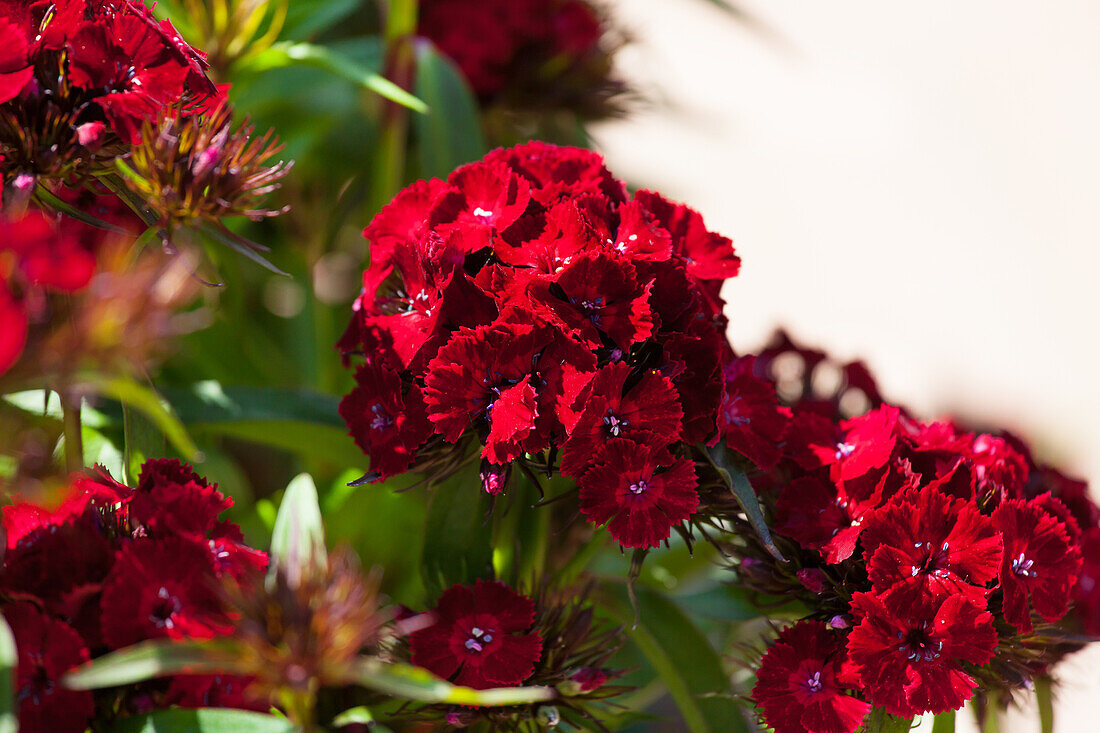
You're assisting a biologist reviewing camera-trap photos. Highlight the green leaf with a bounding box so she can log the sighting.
[420,461,492,598]
[861,708,914,733]
[282,0,359,40]
[330,706,378,728]
[351,660,555,707]
[109,708,296,733]
[123,405,165,486]
[0,612,17,733]
[674,583,766,622]
[413,39,488,179]
[1036,675,1054,733]
[705,445,785,561]
[598,583,749,733]
[158,382,366,468]
[243,41,427,112]
[84,375,200,462]
[269,473,327,589]
[63,640,242,690]
[931,710,955,733]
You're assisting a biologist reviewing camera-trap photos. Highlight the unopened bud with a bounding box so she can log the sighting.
[480,459,510,495]
[536,705,561,727]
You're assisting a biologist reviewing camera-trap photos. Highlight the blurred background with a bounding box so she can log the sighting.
[592,1,1100,730]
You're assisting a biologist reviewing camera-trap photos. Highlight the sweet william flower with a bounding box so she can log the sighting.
[993,496,1082,633]
[860,486,1003,607]
[752,620,870,733]
[410,580,543,689]
[6,602,94,733]
[846,589,998,717]
[577,437,699,548]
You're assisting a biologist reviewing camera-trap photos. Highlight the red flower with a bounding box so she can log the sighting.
[484,141,626,206]
[752,621,870,733]
[409,580,543,689]
[993,496,1082,632]
[429,160,533,251]
[1072,527,1100,636]
[1,211,96,293]
[0,16,33,104]
[846,590,997,716]
[859,486,1002,606]
[968,434,1029,500]
[100,537,232,649]
[130,458,233,540]
[5,602,94,733]
[559,362,683,477]
[528,249,654,350]
[423,322,551,464]
[717,355,791,470]
[577,438,698,548]
[0,283,28,375]
[165,674,264,711]
[340,361,433,480]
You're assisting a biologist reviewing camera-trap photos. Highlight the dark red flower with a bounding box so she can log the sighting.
[429,160,533,251]
[859,486,1002,606]
[577,438,698,548]
[717,355,791,470]
[0,283,28,375]
[492,199,598,274]
[822,405,900,483]
[0,16,33,104]
[993,496,1082,632]
[528,249,654,350]
[129,458,232,540]
[340,361,434,480]
[5,602,94,733]
[968,434,1029,500]
[165,674,264,712]
[1,211,96,293]
[484,141,626,206]
[423,322,552,464]
[100,537,232,649]
[752,620,870,733]
[846,590,997,716]
[559,362,683,477]
[775,475,851,553]
[409,580,543,689]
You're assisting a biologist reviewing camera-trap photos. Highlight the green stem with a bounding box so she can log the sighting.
[556,531,609,586]
[60,391,84,473]
[385,0,418,41]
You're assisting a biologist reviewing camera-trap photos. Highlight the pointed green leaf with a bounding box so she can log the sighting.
[109,708,296,733]
[243,41,427,112]
[269,473,327,589]
[83,374,200,462]
[350,660,555,706]
[705,445,785,560]
[63,639,242,690]
[0,612,17,733]
[598,583,749,733]
[421,461,492,598]
[413,39,488,179]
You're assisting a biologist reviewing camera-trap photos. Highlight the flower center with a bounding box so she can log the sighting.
[150,586,181,629]
[911,541,951,577]
[835,442,855,460]
[899,625,942,662]
[628,479,649,495]
[464,626,495,653]
[17,659,51,705]
[370,403,394,431]
[1011,552,1037,578]
[603,412,628,437]
[472,207,494,221]
[724,396,750,427]
[801,670,824,694]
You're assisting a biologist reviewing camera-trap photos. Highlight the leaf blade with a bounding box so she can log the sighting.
[63,639,242,690]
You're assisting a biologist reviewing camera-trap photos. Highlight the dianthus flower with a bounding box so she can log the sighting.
[752,621,870,733]
[409,580,543,689]
[577,438,699,548]
[846,590,997,716]
[993,495,1082,633]
[859,486,1002,606]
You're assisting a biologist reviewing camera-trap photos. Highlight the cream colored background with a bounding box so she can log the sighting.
[592,1,1100,730]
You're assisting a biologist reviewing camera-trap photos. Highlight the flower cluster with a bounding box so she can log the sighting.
[0,459,267,732]
[0,0,219,183]
[718,335,1100,731]
[406,579,625,730]
[418,0,626,124]
[339,142,743,549]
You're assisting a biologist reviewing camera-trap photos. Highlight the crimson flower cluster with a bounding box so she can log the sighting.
[339,142,744,549]
[407,579,624,730]
[0,459,267,733]
[720,336,1100,732]
[418,0,624,119]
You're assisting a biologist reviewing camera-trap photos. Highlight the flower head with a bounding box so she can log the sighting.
[410,580,543,689]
